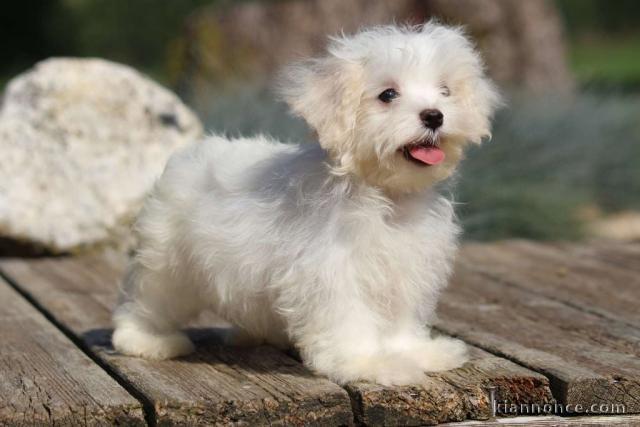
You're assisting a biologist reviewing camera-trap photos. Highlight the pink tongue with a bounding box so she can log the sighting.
[409,146,445,165]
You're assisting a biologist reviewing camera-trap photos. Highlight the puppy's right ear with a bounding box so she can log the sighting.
[278,56,363,155]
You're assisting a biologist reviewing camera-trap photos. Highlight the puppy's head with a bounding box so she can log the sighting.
[280,23,500,194]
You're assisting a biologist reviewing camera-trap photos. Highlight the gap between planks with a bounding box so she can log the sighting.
[0,261,158,426]
[0,276,145,425]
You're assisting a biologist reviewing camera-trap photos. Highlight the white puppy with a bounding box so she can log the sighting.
[113,23,499,386]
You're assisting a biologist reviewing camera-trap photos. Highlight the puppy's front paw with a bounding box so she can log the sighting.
[112,325,195,360]
[410,336,469,372]
[372,360,426,386]
[342,354,426,386]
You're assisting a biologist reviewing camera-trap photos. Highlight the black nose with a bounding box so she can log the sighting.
[420,109,443,130]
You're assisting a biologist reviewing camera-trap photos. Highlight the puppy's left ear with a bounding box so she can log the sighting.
[279,56,364,155]
[467,77,502,144]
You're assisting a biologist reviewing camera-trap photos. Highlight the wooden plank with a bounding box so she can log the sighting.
[436,262,640,413]
[549,241,640,274]
[346,346,553,426]
[460,240,640,328]
[0,276,145,425]
[0,254,555,426]
[0,255,353,426]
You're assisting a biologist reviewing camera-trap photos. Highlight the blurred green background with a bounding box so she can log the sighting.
[2,0,639,241]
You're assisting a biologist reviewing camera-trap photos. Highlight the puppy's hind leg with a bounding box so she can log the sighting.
[112,261,203,360]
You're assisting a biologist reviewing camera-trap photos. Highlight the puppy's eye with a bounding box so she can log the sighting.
[378,88,399,103]
[440,85,451,97]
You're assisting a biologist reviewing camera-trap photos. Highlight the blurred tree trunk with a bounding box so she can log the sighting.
[426,0,574,93]
[174,0,574,97]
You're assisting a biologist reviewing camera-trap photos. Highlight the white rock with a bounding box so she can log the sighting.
[0,58,203,253]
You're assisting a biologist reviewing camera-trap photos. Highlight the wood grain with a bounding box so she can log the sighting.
[549,240,640,274]
[0,276,144,425]
[0,254,352,426]
[436,262,640,413]
[346,346,552,426]
[460,240,640,328]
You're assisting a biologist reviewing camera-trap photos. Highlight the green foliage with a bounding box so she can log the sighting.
[56,0,214,82]
[0,0,74,77]
[557,0,640,35]
[456,93,640,240]
[455,185,585,241]
[570,36,640,89]
[0,0,215,86]
[557,0,640,89]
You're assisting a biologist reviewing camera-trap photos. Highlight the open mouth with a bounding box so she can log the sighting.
[400,138,446,166]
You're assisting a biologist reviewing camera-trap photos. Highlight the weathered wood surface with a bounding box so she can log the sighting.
[0,252,553,426]
[550,240,640,273]
[461,240,640,328]
[346,346,552,426]
[0,254,353,426]
[1,240,638,425]
[0,276,144,425]
[437,259,640,413]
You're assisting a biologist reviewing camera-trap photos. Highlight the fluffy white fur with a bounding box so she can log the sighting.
[112,23,499,386]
